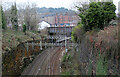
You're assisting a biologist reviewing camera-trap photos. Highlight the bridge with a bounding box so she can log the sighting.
[25,42,77,47]
[25,36,77,50]
[25,42,77,51]
[47,26,74,37]
[31,26,76,50]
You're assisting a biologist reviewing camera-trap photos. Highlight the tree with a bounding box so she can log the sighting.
[75,2,89,31]
[17,2,39,31]
[76,2,89,14]
[71,23,85,42]
[11,3,18,31]
[24,2,38,31]
[1,6,7,30]
[85,2,104,30]
[22,24,26,33]
[71,2,89,42]
[72,1,116,42]
[79,2,116,31]
[102,2,116,26]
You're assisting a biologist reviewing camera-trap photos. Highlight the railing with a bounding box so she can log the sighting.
[25,42,77,52]
[25,42,77,47]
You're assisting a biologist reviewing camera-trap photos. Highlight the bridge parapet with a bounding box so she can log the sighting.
[25,42,77,47]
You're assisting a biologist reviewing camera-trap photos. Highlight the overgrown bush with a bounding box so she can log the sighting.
[77,26,119,75]
[71,23,85,42]
[96,54,108,75]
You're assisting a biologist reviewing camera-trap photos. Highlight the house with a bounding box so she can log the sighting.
[37,21,50,31]
[40,13,80,27]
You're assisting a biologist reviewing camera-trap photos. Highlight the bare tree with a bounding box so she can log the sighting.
[23,2,39,31]
[2,2,14,29]
[17,2,39,31]
[10,3,18,31]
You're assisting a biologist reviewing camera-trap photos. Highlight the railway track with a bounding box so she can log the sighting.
[22,48,50,75]
[37,47,61,75]
[44,47,65,75]
[22,47,64,75]
[50,47,65,75]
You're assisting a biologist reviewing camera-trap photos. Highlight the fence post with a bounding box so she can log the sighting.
[45,42,46,48]
[32,42,34,50]
[52,36,53,49]
[40,40,42,50]
[65,37,68,53]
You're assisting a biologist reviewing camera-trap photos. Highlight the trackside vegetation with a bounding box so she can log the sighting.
[70,1,119,75]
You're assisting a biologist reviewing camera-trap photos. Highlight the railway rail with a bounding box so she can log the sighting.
[22,47,64,75]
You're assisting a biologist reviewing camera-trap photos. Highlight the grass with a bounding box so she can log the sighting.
[2,29,45,75]
[61,72,70,75]
[96,54,108,75]
[62,53,72,62]
[62,53,67,62]
[2,29,41,53]
[88,61,92,75]
[61,47,80,75]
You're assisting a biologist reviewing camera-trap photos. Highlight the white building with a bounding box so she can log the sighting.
[37,21,50,31]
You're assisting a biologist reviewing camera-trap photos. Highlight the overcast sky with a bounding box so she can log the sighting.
[2,0,120,13]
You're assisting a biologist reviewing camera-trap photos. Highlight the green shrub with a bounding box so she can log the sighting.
[8,39,11,42]
[62,53,67,62]
[71,23,85,42]
[62,53,72,62]
[67,54,72,61]
[61,72,70,76]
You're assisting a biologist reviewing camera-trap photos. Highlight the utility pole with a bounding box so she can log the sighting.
[45,42,46,48]
[52,27,54,48]
[65,25,68,52]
